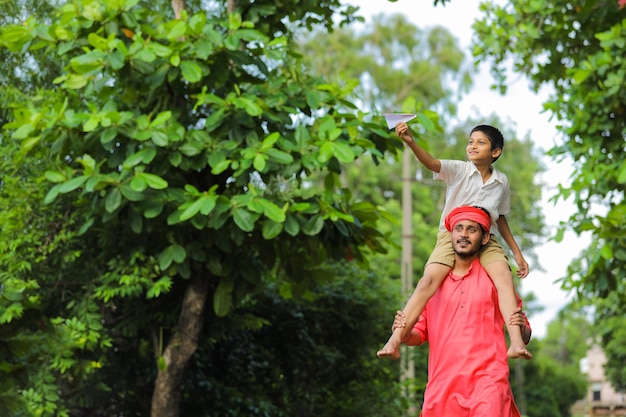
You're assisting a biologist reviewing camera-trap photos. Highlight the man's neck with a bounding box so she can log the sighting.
[452,256,477,275]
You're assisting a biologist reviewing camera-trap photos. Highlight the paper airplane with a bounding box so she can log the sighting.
[383,113,416,130]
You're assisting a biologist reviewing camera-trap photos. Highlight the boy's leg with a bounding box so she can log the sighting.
[377,263,451,359]
[484,260,532,360]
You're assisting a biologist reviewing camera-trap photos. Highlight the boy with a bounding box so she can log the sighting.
[377,122,532,360]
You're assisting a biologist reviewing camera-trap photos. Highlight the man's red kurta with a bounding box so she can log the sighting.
[414,257,525,417]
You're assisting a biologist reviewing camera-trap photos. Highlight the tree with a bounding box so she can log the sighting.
[179,262,406,417]
[594,295,626,393]
[470,0,626,390]
[540,301,591,367]
[0,1,425,416]
[514,302,590,417]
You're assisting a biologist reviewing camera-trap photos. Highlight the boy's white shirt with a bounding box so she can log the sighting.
[433,160,510,235]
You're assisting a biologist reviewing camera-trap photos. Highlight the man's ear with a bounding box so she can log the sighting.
[481,231,491,246]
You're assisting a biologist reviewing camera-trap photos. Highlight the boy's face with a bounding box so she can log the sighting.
[466,131,502,163]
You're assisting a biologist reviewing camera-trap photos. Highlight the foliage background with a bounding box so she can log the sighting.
[0,0,613,416]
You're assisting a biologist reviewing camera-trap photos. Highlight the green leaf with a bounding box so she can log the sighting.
[180,60,202,83]
[151,111,172,127]
[123,148,157,169]
[302,215,324,236]
[306,89,321,108]
[64,73,89,89]
[143,173,168,189]
[158,243,187,270]
[21,135,41,152]
[58,176,88,193]
[261,132,280,149]
[179,198,204,221]
[331,141,354,163]
[284,214,300,236]
[318,142,334,163]
[146,277,173,299]
[101,127,118,144]
[600,244,613,260]
[143,200,164,218]
[253,154,267,171]
[210,159,231,175]
[232,207,255,232]
[44,184,62,204]
[108,49,125,70]
[130,174,148,192]
[45,171,67,183]
[254,198,285,222]
[417,112,435,131]
[134,47,156,62]
[233,96,263,116]
[262,220,283,239]
[265,148,293,164]
[166,21,187,41]
[618,163,626,184]
[105,188,122,212]
[70,50,106,74]
[147,42,172,58]
[120,183,145,201]
[151,131,169,146]
[200,194,217,215]
[0,25,31,51]
[213,279,233,317]
[157,356,166,371]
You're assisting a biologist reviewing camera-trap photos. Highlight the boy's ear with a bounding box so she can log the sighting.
[491,148,502,159]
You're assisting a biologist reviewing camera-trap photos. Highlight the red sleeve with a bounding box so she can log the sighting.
[412,308,428,346]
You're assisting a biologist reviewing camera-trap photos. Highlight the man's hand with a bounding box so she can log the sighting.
[509,307,532,345]
[391,310,406,332]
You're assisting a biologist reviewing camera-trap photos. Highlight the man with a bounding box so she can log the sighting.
[386,205,531,416]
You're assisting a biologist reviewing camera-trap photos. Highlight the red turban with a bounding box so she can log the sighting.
[444,206,491,234]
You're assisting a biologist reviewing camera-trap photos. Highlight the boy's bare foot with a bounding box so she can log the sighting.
[507,345,532,360]
[376,344,400,360]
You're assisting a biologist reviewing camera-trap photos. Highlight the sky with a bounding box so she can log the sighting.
[348,0,591,338]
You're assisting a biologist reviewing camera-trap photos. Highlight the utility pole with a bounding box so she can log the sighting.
[400,146,416,415]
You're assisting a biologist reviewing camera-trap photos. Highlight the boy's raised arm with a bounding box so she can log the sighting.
[396,122,442,173]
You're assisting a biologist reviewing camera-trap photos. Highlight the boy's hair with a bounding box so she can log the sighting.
[471,125,504,163]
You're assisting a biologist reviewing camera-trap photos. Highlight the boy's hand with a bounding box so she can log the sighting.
[514,255,529,278]
[395,122,414,145]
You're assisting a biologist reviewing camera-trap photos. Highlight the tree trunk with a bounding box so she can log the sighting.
[227,0,236,13]
[150,276,209,417]
[171,0,185,19]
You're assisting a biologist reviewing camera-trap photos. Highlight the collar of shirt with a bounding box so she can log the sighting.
[447,258,480,282]
[469,164,505,185]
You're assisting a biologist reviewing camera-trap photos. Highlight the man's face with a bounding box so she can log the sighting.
[450,220,488,258]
